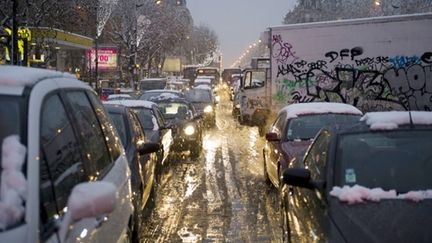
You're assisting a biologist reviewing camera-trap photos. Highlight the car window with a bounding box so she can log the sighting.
[286,114,360,140]
[87,91,122,160]
[154,107,166,127]
[39,94,87,239]
[65,91,111,178]
[304,130,331,181]
[108,112,128,148]
[133,107,156,130]
[271,113,287,136]
[130,112,147,144]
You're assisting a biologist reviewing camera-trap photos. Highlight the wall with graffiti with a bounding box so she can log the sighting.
[270,15,432,112]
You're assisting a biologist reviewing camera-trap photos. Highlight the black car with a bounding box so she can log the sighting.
[104,100,173,179]
[103,104,160,240]
[150,96,203,158]
[280,111,432,243]
[185,88,216,127]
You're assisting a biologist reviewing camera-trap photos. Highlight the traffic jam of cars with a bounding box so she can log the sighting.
[1,1,432,242]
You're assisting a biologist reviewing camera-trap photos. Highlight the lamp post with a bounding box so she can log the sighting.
[11,0,18,65]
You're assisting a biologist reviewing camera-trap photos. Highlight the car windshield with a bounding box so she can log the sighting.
[131,108,156,130]
[286,114,360,140]
[336,130,432,193]
[185,90,212,103]
[0,96,23,167]
[157,102,193,120]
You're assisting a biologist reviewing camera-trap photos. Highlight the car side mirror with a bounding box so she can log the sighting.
[59,182,117,241]
[265,132,280,142]
[282,168,312,188]
[138,142,160,155]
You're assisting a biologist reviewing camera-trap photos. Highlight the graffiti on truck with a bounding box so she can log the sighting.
[272,35,432,111]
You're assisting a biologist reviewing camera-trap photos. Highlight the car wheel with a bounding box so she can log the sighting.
[263,149,272,184]
[280,187,291,243]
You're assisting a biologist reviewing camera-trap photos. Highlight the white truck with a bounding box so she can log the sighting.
[238,13,432,134]
[268,13,432,112]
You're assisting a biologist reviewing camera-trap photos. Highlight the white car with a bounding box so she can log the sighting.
[0,66,133,242]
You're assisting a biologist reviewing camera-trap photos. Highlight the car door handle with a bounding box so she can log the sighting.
[94,215,109,228]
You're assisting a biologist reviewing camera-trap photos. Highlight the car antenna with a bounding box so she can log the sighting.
[408,108,415,129]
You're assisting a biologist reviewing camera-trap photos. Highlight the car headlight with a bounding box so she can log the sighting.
[204,105,213,113]
[184,125,195,135]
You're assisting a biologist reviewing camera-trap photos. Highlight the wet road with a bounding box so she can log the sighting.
[140,91,283,242]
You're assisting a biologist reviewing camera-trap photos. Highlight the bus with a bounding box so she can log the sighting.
[195,67,220,86]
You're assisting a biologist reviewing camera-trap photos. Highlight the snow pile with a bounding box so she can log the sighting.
[0,135,27,230]
[330,185,432,204]
[361,111,432,130]
[280,102,363,119]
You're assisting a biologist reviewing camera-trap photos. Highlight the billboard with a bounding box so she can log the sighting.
[87,47,118,71]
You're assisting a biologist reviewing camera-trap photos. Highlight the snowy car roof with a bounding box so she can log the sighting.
[104,99,156,109]
[360,111,432,130]
[195,78,212,83]
[194,85,211,90]
[107,94,132,99]
[279,102,363,119]
[0,65,76,87]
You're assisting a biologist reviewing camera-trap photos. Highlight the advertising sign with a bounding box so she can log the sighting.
[87,47,118,71]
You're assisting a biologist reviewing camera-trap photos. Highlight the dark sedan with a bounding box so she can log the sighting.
[150,96,203,159]
[103,104,160,241]
[185,88,216,127]
[280,111,432,243]
[104,100,173,179]
[263,102,362,189]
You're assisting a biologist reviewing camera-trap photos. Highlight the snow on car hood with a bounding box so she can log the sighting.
[329,191,432,243]
[0,135,27,230]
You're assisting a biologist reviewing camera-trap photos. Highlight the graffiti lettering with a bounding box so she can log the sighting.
[272,34,298,64]
[325,47,363,63]
[421,52,432,64]
[277,64,301,78]
[384,65,432,110]
[389,55,420,69]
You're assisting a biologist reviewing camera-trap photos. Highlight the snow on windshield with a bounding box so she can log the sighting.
[280,102,363,119]
[330,185,432,204]
[0,135,27,230]
[361,111,432,130]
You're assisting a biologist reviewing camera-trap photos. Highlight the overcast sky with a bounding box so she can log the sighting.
[187,0,296,68]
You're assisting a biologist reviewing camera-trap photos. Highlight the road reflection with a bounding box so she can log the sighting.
[140,90,283,242]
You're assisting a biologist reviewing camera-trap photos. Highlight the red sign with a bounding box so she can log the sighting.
[87,47,118,71]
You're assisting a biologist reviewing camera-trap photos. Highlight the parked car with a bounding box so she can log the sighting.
[263,102,362,189]
[103,104,159,240]
[104,100,173,179]
[138,89,184,101]
[280,111,432,243]
[185,88,216,127]
[0,66,132,242]
[149,96,203,159]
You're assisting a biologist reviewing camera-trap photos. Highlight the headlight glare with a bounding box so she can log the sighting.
[204,105,213,113]
[184,125,195,135]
